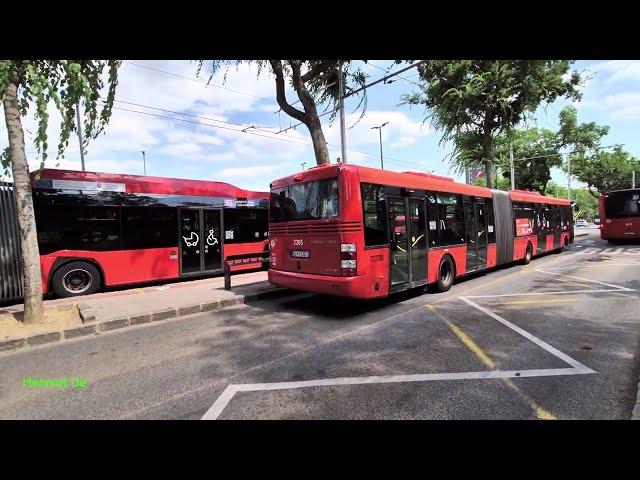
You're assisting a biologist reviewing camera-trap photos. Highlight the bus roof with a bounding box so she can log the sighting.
[271,164,571,205]
[30,169,269,200]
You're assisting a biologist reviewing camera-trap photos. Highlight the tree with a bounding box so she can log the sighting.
[568,146,637,196]
[1,60,120,324]
[545,181,599,221]
[197,60,367,166]
[402,61,582,188]
[496,128,563,194]
[556,105,636,196]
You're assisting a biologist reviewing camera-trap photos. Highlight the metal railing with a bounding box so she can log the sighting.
[223,251,270,290]
[0,181,24,303]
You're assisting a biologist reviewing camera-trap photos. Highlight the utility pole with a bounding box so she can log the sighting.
[371,122,389,170]
[141,150,147,176]
[338,60,347,165]
[567,154,572,202]
[76,100,85,171]
[300,161,307,171]
[633,169,636,189]
[509,143,515,190]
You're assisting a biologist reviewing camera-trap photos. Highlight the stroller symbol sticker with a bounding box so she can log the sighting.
[206,229,218,246]
[183,232,199,247]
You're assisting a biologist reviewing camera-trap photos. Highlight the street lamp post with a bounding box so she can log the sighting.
[371,122,390,170]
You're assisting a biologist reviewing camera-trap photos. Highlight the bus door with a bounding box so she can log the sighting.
[464,198,488,272]
[179,208,223,275]
[536,205,547,253]
[387,196,427,289]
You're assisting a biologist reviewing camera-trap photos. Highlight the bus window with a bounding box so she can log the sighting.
[361,183,387,246]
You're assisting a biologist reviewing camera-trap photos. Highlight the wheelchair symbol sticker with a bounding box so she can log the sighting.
[206,229,219,246]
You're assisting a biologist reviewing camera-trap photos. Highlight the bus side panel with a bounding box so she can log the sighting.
[362,247,390,297]
[43,248,180,287]
[224,240,269,272]
[546,234,555,251]
[40,256,57,294]
[487,244,497,269]
[513,235,537,261]
[428,245,467,283]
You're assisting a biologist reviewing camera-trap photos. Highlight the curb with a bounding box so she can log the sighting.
[0,287,289,354]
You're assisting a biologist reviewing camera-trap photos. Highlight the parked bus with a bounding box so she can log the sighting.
[9,169,269,299]
[599,188,639,242]
[267,164,573,299]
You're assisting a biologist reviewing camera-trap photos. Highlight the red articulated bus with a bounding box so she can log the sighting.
[599,188,639,242]
[267,164,574,299]
[30,169,269,298]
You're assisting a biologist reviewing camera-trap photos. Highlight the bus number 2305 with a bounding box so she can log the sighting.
[293,239,304,246]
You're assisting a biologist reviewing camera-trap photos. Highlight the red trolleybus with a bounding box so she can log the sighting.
[599,189,639,242]
[30,169,269,298]
[267,164,573,299]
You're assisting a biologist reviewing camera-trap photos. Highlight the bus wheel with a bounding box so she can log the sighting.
[435,256,455,293]
[52,261,101,298]
[522,243,533,265]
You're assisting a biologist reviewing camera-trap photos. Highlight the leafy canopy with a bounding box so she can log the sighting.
[1,60,121,174]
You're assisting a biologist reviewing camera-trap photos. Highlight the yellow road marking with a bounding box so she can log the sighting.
[428,304,556,420]
[445,320,495,369]
[491,298,578,306]
[550,276,597,289]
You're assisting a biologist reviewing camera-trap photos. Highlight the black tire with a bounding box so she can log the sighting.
[51,261,101,298]
[522,243,533,265]
[435,255,455,293]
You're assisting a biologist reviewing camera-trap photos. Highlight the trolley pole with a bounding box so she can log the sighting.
[141,150,147,176]
[338,60,347,165]
[509,143,515,190]
[76,100,85,171]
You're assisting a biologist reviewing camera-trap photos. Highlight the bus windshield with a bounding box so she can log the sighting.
[270,178,339,222]
[604,190,640,219]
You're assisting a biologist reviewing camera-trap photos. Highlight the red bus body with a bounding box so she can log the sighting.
[268,164,573,299]
[30,169,269,296]
[599,189,640,241]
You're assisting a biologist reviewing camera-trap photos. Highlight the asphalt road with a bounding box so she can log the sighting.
[1,230,639,420]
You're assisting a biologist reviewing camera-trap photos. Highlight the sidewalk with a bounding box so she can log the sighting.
[0,271,286,353]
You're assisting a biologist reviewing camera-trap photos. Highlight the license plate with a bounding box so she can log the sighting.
[291,250,309,258]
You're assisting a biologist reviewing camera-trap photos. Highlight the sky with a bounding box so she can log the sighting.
[1,60,639,192]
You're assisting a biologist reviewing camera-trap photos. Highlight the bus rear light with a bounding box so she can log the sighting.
[340,243,357,276]
[341,243,357,253]
[341,259,356,269]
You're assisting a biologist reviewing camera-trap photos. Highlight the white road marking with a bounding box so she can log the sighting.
[460,297,595,371]
[535,269,634,291]
[202,268,606,419]
[466,289,617,299]
[202,249,639,420]
[201,367,591,420]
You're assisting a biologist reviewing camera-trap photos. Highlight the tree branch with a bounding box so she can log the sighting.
[301,60,335,83]
[268,60,307,124]
[290,60,321,121]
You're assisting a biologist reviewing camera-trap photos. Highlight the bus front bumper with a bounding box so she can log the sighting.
[268,269,385,299]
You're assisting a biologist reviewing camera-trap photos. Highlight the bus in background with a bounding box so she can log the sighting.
[267,164,573,299]
[600,188,640,242]
[26,169,269,298]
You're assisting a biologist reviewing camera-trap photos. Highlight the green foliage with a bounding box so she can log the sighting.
[496,128,563,194]
[555,105,636,195]
[546,181,599,221]
[403,60,582,187]
[567,145,637,195]
[0,60,121,175]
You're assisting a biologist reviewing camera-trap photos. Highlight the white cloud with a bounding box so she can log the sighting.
[589,60,640,84]
[221,164,292,178]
